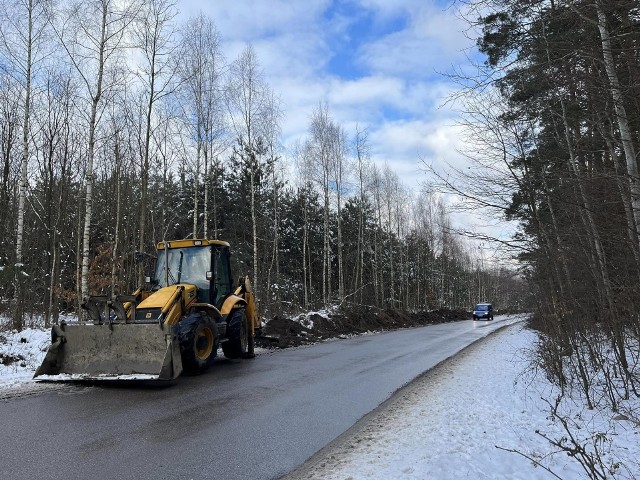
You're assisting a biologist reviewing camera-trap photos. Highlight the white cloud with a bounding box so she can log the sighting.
[356,0,421,20]
[328,76,404,107]
[374,118,464,162]
[357,2,472,77]
[180,0,330,41]
[180,0,333,83]
[175,0,501,238]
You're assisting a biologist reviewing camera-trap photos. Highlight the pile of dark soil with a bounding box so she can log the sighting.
[255,306,472,349]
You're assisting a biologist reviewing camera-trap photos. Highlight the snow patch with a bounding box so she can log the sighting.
[293,305,339,329]
[0,327,50,389]
[286,325,640,480]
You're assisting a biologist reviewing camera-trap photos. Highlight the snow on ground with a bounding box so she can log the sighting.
[293,305,338,329]
[0,326,50,390]
[285,324,640,480]
[2,319,638,479]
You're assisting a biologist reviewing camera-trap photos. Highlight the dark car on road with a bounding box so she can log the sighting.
[473,303,493,320]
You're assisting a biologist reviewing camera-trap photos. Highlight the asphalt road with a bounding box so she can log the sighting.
[1,315,522,480]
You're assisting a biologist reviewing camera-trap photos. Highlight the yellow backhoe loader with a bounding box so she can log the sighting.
[35,239,260,381]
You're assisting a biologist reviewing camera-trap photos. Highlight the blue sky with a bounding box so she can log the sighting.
[180,0,479,197]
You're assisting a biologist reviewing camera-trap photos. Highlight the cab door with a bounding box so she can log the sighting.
[212,246,233,309]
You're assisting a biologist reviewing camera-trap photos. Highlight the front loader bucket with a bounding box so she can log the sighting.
[34,323,183,381]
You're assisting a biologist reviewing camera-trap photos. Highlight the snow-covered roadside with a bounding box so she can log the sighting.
[0,327,51,390]
[0,313,83,391]
[285,324,640,480]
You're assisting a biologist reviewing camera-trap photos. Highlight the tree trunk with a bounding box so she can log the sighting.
[193,141,200,237]
[336,188,344,302]
[212,156,219,239]
[595,0,640,247]
[251,159,259,299]
[139,50,156,285]
[203,144,209,238]
[302,189,309,308]
[12,0,34,330]
[111,139,122,296]
[323,182,330,305]
[80,4,108,303]
[266,165,280,315]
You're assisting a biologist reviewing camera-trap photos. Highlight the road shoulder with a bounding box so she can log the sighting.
[283,322,525,479]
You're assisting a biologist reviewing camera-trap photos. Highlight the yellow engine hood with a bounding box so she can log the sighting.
[138,285,197,309]
[135,285,197,325]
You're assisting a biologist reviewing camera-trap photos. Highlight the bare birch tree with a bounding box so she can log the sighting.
[352,125,370,300]
[178,13,225,239]
[52,0,136,303]
[226,44,269,296]
[133,0,178,283]
[305,104,328,304]
[260,91,283,313]
[0,0,49,328]
[369,164,385,307]
[330,123,348,302]
[294,140,313,308]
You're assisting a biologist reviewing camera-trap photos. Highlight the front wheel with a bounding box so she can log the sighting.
[222,309,249,359]
[180,315,217,374]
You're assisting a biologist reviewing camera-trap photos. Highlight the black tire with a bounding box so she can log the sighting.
[222,309,248,359]
[180,316,217,374]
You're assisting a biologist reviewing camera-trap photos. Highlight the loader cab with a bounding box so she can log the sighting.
[154,239,233,309]
[210,245,233,309]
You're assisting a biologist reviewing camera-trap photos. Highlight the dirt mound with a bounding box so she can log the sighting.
[256,307,471,349]
[257,316,317,348]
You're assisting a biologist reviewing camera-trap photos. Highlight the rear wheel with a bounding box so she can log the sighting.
[222,309,248,359]
[181,316,217,374]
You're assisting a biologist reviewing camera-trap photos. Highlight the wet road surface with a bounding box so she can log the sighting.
[1,316,522,479]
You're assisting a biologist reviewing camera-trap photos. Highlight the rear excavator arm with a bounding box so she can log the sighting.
[236,276,260,357]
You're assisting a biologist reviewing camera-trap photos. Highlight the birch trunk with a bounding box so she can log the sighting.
[354,129,367,301]
[212,156,219,238]
[12,0,33,330]
[596,0,640,246]
[193,141,200,237]
[80,4,108,302]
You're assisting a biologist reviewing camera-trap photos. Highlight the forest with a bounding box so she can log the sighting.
[0,0,526,331]
[1,0,639,473]
[449,1,639,472]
